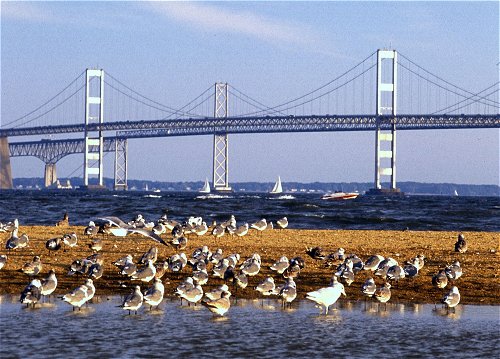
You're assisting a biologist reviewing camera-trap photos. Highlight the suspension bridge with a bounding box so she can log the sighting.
[1,49,498,192]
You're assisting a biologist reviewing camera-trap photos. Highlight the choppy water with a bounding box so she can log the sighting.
[0,296,498,358]
[0,190,498,231]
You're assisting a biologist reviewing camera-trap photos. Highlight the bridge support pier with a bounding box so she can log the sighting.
[0,137,13,189]
[44,163,57,188]
[212,83,232,192]
[114,138,128,190]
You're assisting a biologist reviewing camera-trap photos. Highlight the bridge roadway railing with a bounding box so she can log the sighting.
[2,114,499,138]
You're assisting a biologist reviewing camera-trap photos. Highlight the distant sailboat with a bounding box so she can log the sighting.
[199,178,211,193]
[270,176,283,194]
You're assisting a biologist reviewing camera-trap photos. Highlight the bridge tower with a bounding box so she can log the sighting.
[114,138,128,190]
[212,83,232,192]
[368,50,402,195]
[83,69,105,189]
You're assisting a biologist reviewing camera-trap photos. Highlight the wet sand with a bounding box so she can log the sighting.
[1,226,498,304]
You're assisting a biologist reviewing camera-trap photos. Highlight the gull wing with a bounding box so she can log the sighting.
[128,228,168,246]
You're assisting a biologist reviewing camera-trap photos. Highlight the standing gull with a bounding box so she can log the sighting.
[306,276,346,315]
[20,279,42,308]
[143,278,165,310]
[120,285,144,315]
[442,286,460,312]
[202,291,231,316]
[61,283,90,311]
[276,217,288,230]
[40,269,58,299]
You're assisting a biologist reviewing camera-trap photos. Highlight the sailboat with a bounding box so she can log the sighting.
[199,178,211,193]
[270,176,283,194]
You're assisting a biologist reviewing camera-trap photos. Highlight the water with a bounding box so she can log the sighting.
[0,190,499,231]
[0,296,498,358]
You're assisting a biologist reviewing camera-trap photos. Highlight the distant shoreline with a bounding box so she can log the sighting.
[10,178,500,197]
[1,227,498,305]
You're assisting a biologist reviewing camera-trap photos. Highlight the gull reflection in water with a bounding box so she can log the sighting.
[432,305,463,320]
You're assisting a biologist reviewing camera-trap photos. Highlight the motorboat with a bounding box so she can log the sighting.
[321,191,359,200]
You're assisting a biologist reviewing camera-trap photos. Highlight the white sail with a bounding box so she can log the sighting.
[199,178,211,193]
[270,176,283,194]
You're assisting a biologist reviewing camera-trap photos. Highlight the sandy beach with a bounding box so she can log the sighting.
[1,225,498,305]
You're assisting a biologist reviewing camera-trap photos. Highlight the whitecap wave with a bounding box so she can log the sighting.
[143,194,162,198]
[196,194,233,199]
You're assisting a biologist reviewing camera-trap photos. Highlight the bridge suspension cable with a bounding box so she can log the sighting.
[234,50,378,117]
[228,86,287,116]
[2,70,86,129]
[105,72,211,119]
[398,52,499,110]
[431,82,499,114]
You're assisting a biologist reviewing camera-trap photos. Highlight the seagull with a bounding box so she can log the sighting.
[0,254,7,270]
[432,269,449,289]
[193,269,209,285]
[120,285,144,315]
[442,286,460,311]
[84,221,98,237]
[202,291,231,316]
[255,277,275,296]
[97,216,168,246]
[211,225,225,238]
[361,277,377,298]
[139,246,158,265]
[6,228,29,250]
[84,279,96,302]
[20,279,42,308]
[168,253,188,273]
[276,217,288,230]
[205,284,231,301]
[40,269,58,298]
[305,246,326,260]
[193,222,209,236]
[306,276,346,315]
[131,260,156,282]
[363,255,385,271]
[403,258,420,278]
[171,236,188,251]
[62,232,78,248]
[178,281,204,305]
[61,283,90,311]
[89,238,103,252]
[175,277,195,303]
[374,282,392,307]
[374,257,398,277]
[21,256,42,277]
[386,265,406,283]
[45,237,62,255]
[143,278,165,310]
[208,248,223,264]
[270,256,289,274]
[278,277,297,308]
[445,261,463,281]
[454,233,468,253]
[335,258,355,286]
[250,218,267,233]
[235,223,249,237]
[240,257,261,277]
[88,263,103,280]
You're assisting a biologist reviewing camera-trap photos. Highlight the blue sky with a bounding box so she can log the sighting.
[1,1,499,185]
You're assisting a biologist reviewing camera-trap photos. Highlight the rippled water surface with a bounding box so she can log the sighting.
[0,190,498,231]
[0,296,498,358]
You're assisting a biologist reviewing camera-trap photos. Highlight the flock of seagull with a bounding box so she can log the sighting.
[0,214,466,316]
